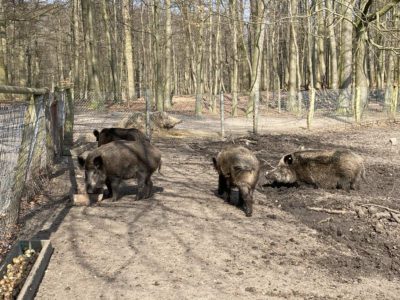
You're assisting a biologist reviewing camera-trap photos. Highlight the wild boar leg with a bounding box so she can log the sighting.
[238,185,253,217]
[110,176,121,201]
[143,175,153,199]
[104,178,113,199]
[217,174,227,195]
[136,172,146,200]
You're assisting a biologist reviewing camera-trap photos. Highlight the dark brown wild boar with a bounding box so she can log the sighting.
[212,145,260,217]
[93,127,148,147]
[265,149,365,190]
[78,140,161,201]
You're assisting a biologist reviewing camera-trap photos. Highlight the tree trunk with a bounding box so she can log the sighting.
[326,0,338,89]
[164,0,172,110]
[337,0,353,113]
[248,0,266,134]
[230,0,239,116]
[212,0,221,113]
[195,3,205,117]
[0,0,6,86]
[72,0,80,96]
[101,0,118,102]
[315,0,326,89]
[287,0,298,112]
[152,1,163,111]
[307,0,316,129]
[122,0,136,101]
[81,0,102,106]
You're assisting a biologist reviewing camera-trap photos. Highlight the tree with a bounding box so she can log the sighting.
[0,0,7,86]
[122,0,135,101]
[164,0,173,109]
[81,0,102,106]
[248,0,266,134]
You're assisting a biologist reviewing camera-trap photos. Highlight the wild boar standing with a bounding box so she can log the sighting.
[78,140,161,201]
[93,127,148,147]
[212,145,260,217]
[265,149,365,190]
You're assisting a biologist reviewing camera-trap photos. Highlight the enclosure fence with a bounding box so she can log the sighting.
[0,85,73,238]
[72,86,399,141]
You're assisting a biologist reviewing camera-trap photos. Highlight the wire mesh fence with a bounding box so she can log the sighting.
[0,87,69,238]
[71,87,399,143]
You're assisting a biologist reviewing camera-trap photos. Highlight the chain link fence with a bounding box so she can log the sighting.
[0,87,70,239]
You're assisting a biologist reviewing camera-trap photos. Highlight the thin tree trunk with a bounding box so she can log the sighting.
[81,0,102,106]
[315,0,326,89]
[152,1,163,111]
[208,0,213,111]
[326,0,338,89]
[0,0,7,86]
[122,0,135,101]
[212,0,221,113]
[230,0,239,116]
[287,0,298,112]
[164,0,172,110]
[72,0,80,95]
[307,0,316,129]
[337,0,353,113]
[195,2,205,116]
[248,0,266,134]
[101,0,117,102]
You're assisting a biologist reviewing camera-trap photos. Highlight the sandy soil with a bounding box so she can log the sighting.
[31,118,400,299]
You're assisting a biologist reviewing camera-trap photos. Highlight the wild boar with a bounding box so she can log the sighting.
[212,145,260,217]
[93,127,148,147]
[78,140,161,201]
[265,149,365,190]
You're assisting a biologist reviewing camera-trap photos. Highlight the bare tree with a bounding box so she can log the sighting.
[122,0,135,101]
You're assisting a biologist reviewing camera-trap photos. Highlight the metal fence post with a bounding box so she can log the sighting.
[145,89,152,141]
[220,91,225,139]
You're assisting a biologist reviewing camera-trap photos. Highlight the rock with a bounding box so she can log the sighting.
[154,281,160,286]
[245,287,256,293]
[368,206,378,215]
[355,207,366,218]
[236,271,244,276]
[389,138,397,146]
[373,221,385,234]
[391,213,400,223]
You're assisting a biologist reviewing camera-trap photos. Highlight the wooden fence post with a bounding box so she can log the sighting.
[63,87,74,155]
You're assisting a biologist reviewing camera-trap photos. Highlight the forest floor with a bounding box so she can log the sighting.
[3,96,400,299]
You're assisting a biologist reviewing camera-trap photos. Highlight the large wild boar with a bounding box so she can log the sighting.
[265,149,365,190]
[212,145,260,217]
[78,140,161,201]
[93,127,148,147]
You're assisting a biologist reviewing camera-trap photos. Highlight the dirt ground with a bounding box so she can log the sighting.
[22,116,398,299]
[2,94,400,299]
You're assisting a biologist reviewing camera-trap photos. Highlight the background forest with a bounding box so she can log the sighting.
[0,0,399,121]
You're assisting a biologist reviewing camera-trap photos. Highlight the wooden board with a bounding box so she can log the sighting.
[0,240,53,300]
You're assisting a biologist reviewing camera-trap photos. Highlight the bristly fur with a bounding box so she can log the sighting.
[213,145,260,217]
[265,149,365,191]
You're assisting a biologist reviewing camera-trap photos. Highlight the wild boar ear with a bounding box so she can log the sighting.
[284,154,293,165]
[93,130,100,141]
[93,156,103,169]
[212,157,218,170]
[78,156,85,168]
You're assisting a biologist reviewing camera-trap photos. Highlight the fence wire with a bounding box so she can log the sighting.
[72,88,399,143]
[0,104,26,216]
[0,91,67,237]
